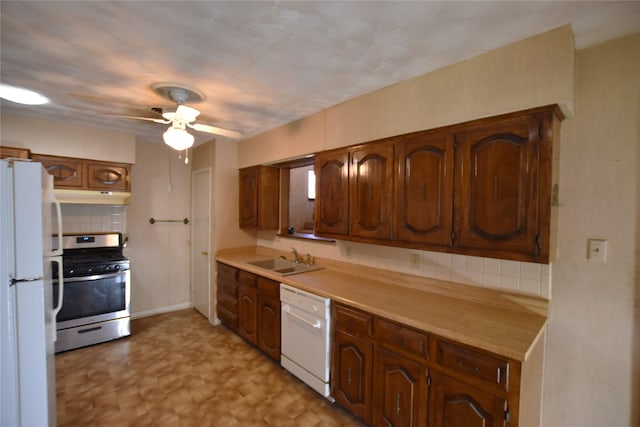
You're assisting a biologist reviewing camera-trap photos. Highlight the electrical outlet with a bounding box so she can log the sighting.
[410,253,420,269]
[587,238,607,262]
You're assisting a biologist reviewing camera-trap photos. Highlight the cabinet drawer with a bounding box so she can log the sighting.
[238,270,258,288]
[334,304,373,339]
[217,280,238,296]
[217,263,237,283]
[217,290,238,312]
[375,319,429,362]
[436,340,509,391]
[217,305,238,330]
[258,277,279,299]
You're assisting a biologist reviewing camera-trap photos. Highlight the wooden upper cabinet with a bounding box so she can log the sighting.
[31,154,84,189]
[454,107,559,262]
[314,149,350,237]
[1,146,31,159]
[31,154,132,192]
[311,105,560,262]
[85,161,130,191]
[395,131,454,247]
[350,142,394,241]
[239,165,279,230]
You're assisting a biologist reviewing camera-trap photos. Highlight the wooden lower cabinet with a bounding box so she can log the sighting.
[216,262,239,331]
[218,265,281,362]
[373,348,428,427]
[238,284,258,344]
[257,277,280,361]
[332,330,373,424]
[428,372,507,427]
[332,302,523,427]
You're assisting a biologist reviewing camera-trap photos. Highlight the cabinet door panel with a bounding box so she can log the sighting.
[350,143,394,240]
[32,154,84,189]
[86,162,130,191]
[429,372,506,427]
[239,168,258,228]
[332,331,372,424]
[314,150,349,236]
[373,349,427,427]
[396,132,453,246]
[238,285,258,344]
[455,115,539,258]
[257,166,280,230]
[258,295,280,361]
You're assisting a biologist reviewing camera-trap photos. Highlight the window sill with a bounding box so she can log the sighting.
[276,232,336,243]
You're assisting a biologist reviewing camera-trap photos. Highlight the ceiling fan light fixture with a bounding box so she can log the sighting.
[0,83,49,105]
[163,126,194,151]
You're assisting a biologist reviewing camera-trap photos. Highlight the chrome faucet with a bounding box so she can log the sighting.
[291,247,302,263]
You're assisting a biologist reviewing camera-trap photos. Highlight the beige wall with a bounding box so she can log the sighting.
[238,25,574,168]
[237,27,639,426]
[127,140,191,316]
[1,113,136,163]
[542,33,639,427]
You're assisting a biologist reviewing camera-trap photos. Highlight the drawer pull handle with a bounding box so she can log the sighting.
[396,394,401,415]
[420,339,424,353]
[78,326,102,334]
[347,368,352,385]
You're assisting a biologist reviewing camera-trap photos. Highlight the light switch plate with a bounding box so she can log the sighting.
[587,239,607,262]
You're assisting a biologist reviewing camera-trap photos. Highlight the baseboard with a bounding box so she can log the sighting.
[131,303,192,319]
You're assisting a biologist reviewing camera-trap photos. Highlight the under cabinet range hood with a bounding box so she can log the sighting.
[54,189,131,205]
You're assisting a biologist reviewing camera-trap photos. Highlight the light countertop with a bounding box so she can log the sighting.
[216,246,548,362]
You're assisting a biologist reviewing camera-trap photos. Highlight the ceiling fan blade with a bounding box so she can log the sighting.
[190,123,242,139]
[105,114,170,124]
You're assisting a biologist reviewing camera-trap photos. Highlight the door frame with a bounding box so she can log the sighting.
[191,167,211,320]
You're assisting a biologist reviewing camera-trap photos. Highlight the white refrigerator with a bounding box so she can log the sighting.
[1,159,63,427]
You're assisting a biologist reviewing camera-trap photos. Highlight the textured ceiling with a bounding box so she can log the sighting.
[1,1,639,145]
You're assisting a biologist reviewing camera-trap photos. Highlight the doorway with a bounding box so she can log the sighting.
[191,168,210,318]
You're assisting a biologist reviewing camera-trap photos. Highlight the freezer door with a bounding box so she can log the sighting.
[12,161,45,281]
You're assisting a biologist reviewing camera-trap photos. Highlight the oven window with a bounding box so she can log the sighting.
[53,274,126,322]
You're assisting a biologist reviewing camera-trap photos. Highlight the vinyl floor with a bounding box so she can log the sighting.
[56,308,363,427]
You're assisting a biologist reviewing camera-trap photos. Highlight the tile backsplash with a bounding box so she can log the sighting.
[258,236,552,299]
[60,204,127,234]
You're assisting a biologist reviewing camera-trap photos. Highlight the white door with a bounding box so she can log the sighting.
[191,168,210,318]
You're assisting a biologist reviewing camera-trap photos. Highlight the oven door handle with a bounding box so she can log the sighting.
[283,305,321,329]
[61,272,127,283]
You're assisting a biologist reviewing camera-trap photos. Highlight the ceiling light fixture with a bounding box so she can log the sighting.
[163,121,194,151]
[0,83,49,105]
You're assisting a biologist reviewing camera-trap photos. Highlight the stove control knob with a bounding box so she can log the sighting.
[105,266,111,272]
[87,267,93,274]
[114,265,120,272]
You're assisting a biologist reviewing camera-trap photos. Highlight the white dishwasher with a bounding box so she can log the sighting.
[280,283,332,400]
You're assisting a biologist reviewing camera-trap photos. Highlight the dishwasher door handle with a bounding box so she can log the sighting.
[283,305,321,329]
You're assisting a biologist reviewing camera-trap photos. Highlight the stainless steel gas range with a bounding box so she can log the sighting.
[53,232,130,353]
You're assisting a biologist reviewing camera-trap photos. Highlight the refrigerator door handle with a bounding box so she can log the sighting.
[49,180,63,257]
[51,255,64,341]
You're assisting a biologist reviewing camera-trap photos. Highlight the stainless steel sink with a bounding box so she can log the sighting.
[247,258,323,276]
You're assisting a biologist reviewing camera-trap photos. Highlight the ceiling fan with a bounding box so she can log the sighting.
[113,82,242,151]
